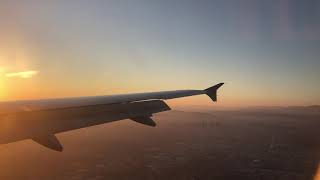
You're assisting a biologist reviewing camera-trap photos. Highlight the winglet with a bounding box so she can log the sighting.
[204,83,224,102]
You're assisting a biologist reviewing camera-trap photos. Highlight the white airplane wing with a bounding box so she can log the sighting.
[0,83,223,151]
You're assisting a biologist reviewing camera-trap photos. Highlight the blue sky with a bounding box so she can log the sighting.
[0,0,319,106]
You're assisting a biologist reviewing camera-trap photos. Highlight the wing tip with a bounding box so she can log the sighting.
[205,83,224,91]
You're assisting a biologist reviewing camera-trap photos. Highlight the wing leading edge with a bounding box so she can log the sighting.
[0,83,224,114]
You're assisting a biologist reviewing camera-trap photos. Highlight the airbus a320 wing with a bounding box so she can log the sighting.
[0,83,224,152]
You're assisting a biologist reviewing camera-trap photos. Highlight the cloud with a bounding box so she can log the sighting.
[0,67,6,73]
[5,71,38,78]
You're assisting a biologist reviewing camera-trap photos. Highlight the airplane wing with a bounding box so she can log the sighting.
[0,83,223,151]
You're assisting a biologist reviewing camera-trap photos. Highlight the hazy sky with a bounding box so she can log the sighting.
[0,0,319,107]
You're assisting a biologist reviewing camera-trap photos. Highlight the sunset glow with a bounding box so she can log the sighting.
[0,2,319,179]
[0,1,319,107]
[5,71,38,79]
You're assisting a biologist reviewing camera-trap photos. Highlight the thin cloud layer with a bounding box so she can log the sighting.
[5,71,38,79]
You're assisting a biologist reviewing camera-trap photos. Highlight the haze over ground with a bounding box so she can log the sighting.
[1,108,320,180]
